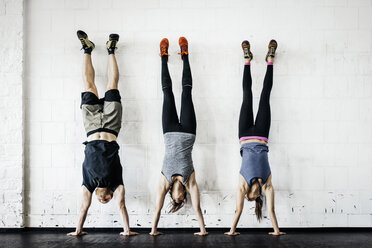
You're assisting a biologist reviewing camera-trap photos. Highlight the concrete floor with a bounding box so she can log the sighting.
[1,229,372,248]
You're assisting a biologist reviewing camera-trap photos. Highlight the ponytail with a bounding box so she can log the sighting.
[255,195,263,222]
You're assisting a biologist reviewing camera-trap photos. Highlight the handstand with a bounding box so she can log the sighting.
[67,30,138,236]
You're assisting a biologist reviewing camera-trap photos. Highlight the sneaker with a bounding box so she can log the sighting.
[160,38,169,57]
[77,30,95,51]
[265,39,277,62]
[178,37,188,56]
[106,33,120,52]
[241,40,253,60]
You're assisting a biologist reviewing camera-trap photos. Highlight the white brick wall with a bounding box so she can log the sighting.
[1,0,368,228]
[0,0,24,227]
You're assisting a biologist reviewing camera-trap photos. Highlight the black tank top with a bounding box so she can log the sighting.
[82,140,123,192]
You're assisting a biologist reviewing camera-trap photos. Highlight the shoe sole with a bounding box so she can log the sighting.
[266,40,277,61]
[77,30,94,50]
[107,34,120,51]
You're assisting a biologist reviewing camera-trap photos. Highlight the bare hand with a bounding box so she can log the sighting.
[120,231,139,236]
[269,231,286,236]
[149,231,163,236]
[224,231,240,236]
[67,231,88,236]
[194,231,209,236]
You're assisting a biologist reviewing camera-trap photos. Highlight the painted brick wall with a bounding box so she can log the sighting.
[0,0,24,227]
[22,0,372,228]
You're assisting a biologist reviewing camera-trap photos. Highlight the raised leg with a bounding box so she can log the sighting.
[254,65,273,138]
[106,54,119,91]
[238,64,254,138]
[162,56,180,133]
[83,54,98,97]
[180,55,196,134]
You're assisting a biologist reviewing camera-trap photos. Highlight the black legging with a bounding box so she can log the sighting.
[162,55,196,134]
[238,65,273,139]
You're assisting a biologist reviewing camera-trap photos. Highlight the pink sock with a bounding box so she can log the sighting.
[267,62,273,65]
[245,62,250,65]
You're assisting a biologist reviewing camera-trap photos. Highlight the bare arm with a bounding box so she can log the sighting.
[262,178,285,236]
[149,175,169,236]
[67,186,92,236]
[113,185,138,236]
[225,186,245,236]
[186,172,208,236]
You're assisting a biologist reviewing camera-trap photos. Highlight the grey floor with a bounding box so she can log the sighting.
[1,229,372,248]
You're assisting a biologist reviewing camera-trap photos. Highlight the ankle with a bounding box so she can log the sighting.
[84,48,93,55]
[244,58,251,65]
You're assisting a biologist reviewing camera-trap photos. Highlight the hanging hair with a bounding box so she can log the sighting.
[255,195,263,222]
[250,179,263,222]
[168,182,187,213]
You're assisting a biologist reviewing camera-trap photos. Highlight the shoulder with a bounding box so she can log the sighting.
[262,174,273,190]
[238,174,248,188]
[160,173,171,189]
[186,171,196,187]
[114,184,125,193]
[82,183,95,193]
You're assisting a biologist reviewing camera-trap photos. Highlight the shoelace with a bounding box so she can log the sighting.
[80,38,91,50]
[160,46,169,56]
[107,40,118,51]
[178,45,188,55]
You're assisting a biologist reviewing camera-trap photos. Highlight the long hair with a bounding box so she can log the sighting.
[255,184,263,222]
[255,195,263,222]
[168,182,187,213]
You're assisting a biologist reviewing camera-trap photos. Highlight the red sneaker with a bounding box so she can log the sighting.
[178,37,188,56]
[160,38,169,57]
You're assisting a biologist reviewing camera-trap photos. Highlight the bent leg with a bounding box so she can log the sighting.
[254,65,273,138]
[83,54,98,97]
[238,64,254,138]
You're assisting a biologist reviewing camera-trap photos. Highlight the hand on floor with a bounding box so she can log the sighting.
[120,231,139,236]
[67,231,88,236]
[149,231,163,236]
[224,231,240,236]
[269,231,286,236]
[194,231,209,236]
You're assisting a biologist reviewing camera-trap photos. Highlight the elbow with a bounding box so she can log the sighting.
[119,202,126,210]
[235,208,243,215]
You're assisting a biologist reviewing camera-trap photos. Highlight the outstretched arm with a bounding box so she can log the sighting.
[67,186,92,236]
[187,173,208,236]
[263,179,285,236]
[225,186,245,236]
[149,175,169,236]
[114,185,138,236]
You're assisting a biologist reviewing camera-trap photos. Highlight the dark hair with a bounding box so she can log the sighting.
[255,195,263,222]
[168,182,187,213]
[248,180,263,222]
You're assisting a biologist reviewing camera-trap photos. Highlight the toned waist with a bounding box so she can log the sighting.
[87,131,117,142]
[240,139,267,145]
